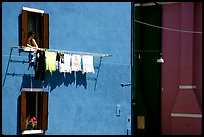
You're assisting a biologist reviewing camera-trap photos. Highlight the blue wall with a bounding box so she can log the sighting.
[2,2,132,135]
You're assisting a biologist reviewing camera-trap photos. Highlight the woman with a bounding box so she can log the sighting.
[27,31,38,49]
[26,31,38,68]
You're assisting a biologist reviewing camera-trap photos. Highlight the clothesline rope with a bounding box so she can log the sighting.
[13,46,112,57]
[134,19,202,34]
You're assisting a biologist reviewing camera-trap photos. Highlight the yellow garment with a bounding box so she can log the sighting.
[45,51,57,73]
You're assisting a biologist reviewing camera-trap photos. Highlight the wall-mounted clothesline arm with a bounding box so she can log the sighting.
[94,57,102,91]
[3,47,14,86]
[3,46,112,91]
[12,46,112,57]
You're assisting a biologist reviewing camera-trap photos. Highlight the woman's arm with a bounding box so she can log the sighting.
[27,43,33,48]
[31,39,38,48]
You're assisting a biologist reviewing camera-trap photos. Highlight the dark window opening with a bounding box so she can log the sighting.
[27,12,41,46]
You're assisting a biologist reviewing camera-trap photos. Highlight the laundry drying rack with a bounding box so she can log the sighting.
[3,46,112,90]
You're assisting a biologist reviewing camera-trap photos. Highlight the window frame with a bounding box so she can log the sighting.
[20,7,49,49]
[20,89,48,134]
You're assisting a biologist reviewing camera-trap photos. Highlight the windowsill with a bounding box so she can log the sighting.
[22,130,44,135]
[22,88,44,92]
[21,46,36,52]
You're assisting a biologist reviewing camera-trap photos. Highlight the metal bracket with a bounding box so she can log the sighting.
[179,85,196,89]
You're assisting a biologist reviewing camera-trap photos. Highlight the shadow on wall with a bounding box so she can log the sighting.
[16,95,21,135]
[20,71,87,92]
[76,71,87,89]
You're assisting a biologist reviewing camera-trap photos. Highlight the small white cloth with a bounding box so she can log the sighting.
[59,54,71,73]
[71,54,82,72]
[82,55,95,74]
[22,46,36,52]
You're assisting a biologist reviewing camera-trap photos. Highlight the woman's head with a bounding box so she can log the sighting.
[28,31,35,39]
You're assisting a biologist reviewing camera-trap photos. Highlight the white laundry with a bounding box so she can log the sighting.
[22,46,36,52]
[82,55,95,74]
[59,54,71,73]
[71,54,82,72]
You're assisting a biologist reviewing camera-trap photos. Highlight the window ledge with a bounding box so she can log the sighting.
[22,130,44,135]
[22,88,44,92]
[23,7,44,14]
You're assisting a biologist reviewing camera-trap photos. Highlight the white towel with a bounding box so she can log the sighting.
[71,54,82,72]
[82,55,95,74]
[59,54,71,73]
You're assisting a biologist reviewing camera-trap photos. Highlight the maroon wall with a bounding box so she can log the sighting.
[193,2,202,108]
[161,2,202,135]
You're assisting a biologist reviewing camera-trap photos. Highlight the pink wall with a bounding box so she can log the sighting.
[193,2,202,109]
[161,2,202,135]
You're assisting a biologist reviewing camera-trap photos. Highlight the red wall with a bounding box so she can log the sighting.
[161,2,202,135]
[193,2,202,108]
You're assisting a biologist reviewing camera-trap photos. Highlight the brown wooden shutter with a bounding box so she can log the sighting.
[41,92,48,130]
[21,10,28,47]
[20,91,26,131]
[40,13,49,49]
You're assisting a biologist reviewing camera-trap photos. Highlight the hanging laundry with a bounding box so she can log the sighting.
[59,53,71,73]
[35,50,45,81]
[60,53,64,63]
[22,46,36,52]
[56,52,61,70]
[82,55,95,74]
[71,54,82,72]
[45,51,57,74]
[56,52,64,70]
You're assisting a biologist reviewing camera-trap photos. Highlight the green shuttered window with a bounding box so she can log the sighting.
[20,9,49,49]
[20,90,48,131]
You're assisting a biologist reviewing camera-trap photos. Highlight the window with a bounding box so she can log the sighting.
[20,89,48,134]
[20,7,49,49]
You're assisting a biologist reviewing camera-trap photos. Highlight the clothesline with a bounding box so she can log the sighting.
[12,46,112,57]
[134,19,202,34]
[3,46,109,90]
